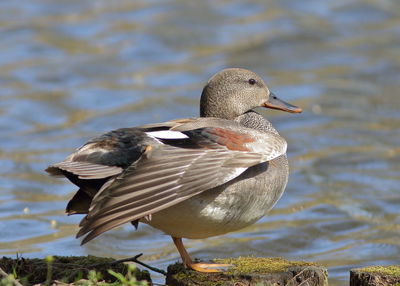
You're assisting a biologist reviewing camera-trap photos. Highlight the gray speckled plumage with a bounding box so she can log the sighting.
[46,68,301,262]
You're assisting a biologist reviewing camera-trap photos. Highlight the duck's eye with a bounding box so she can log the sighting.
[248,78,256,85]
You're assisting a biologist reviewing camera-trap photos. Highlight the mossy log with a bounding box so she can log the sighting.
[0,255,151,285]
[350,265,400,286]
[166,257,328,286]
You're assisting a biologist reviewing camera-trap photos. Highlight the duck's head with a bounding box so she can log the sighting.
[200,68,302,119]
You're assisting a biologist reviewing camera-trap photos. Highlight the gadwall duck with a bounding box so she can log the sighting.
[46,68,302,272]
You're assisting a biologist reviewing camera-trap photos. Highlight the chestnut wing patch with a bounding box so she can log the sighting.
[200,127,254,151]
[152,127,254,152]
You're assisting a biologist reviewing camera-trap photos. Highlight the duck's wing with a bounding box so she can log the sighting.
[77,120,287,243]
[46,128,154,177]
[45,119,229,179]
[45,128,156,214]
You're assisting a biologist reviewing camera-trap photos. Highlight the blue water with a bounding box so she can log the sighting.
[1,0,399,285]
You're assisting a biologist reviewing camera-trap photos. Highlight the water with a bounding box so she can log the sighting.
[1,0,399,285]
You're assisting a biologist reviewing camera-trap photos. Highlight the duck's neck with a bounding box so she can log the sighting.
[234,111,279,135]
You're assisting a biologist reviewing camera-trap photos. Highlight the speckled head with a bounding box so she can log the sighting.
[200,68,302,120]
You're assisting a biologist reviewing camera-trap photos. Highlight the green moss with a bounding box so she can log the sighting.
[0,255,151,285]
[167,257,326,286]
[167,263,229,286]
[356,265,400,277]
[213,256,317,275]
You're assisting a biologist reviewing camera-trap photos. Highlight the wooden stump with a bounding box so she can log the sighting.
[0,255,151,285]
[166,257,328,286]
[350,265,400,286]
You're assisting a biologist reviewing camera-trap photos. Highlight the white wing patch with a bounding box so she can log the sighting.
[146,130,189,139]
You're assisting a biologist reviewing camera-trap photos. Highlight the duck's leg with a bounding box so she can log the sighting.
[171,237,232,273]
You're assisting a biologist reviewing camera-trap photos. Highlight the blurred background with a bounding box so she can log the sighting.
[1,0,399,285]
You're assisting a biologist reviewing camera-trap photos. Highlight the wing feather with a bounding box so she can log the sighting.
[77,144,264,242]
[46,161,123,179]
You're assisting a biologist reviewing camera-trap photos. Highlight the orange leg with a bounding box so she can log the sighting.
[171,237,232,273]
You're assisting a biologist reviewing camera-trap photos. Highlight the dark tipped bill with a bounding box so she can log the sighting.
[263,92,302,113]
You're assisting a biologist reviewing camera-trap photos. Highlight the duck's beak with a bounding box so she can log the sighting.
[263,92,302,113]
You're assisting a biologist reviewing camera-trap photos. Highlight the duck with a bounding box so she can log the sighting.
[46,68,302,272]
